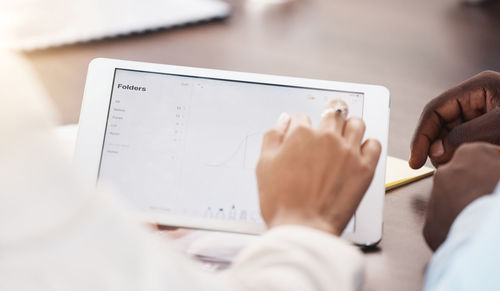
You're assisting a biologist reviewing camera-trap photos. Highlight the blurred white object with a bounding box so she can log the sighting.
[0,0,230,50]
[53,124,79,159]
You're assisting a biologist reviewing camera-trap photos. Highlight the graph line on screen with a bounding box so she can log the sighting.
[204,132,261,169]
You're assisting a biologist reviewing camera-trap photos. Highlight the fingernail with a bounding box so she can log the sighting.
[321,105,347,119]
[278,112,290,123]
[408,155,417,169]
[430,139,445,158]
[327,99,349,118]
[333,104,347,119]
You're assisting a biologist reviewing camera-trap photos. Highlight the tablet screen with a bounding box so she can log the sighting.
[98,69,364,230]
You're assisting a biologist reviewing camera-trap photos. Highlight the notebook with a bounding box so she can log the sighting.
[385,156,434,191]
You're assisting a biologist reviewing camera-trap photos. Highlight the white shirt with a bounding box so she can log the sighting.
[0,52,364,291]
[424,183,500,290]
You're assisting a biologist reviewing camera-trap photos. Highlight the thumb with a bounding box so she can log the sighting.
[430,107,500,165]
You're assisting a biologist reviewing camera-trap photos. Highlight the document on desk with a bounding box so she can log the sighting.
[385,156,434,191]
[1,0,231,50]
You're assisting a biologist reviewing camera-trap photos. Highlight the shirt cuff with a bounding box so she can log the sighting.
[229,225,364,291]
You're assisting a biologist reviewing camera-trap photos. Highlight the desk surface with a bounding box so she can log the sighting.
[22,0,500,290]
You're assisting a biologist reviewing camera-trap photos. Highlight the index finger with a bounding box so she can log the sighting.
[261,112,291,152]
[409,72,491,169]
[318,99,349,133]
[284,113,312,140]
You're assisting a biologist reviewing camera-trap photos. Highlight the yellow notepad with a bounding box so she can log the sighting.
[385,156,434,192]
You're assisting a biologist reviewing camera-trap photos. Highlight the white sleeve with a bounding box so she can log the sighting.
[0,51,364,291]
[226,226,364,291]
[424,183,500,290]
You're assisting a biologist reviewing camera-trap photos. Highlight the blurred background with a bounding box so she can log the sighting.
[1,0,499,161]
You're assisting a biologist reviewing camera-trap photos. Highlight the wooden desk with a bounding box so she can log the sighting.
[22,0,500,290]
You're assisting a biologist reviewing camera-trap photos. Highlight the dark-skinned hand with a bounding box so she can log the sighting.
[423,142,500,251]
[410,70,500,169]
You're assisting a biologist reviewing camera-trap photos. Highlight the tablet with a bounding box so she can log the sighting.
[75,58,390,246]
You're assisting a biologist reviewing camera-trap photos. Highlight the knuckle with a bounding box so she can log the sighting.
[455,143,472,155]
[263,128,281,140]
[294,113,311,123]
[480,70,498,79]
[455,142,481,156]
[291,124,312,137]
[422,101,437,116]
[347,117,365,131]
[366,138,382,153]
[420,98,443,120]
[264,128,278,137]
[321,108,338,119]
[457,142,499,161]
[478,70,500,85]
[434,162,457,182]
[318,131,339,145]
[342,145,359,162]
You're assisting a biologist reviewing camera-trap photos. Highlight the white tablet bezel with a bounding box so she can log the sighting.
[75,58,390,246]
